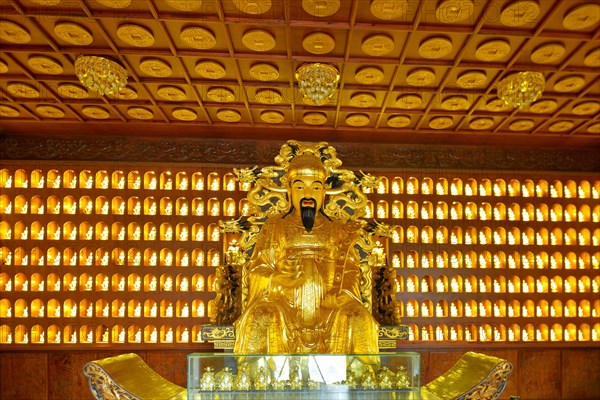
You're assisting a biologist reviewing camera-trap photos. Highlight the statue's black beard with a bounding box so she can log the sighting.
[300,205,317,233]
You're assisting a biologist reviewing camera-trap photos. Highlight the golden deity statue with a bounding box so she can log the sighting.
[223,140,389,356]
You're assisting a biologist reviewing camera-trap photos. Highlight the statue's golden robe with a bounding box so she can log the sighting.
[234,213,379,354]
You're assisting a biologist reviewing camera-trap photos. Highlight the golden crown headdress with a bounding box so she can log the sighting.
[223,140,385,253]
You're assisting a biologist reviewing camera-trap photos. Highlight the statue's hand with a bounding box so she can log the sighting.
[323,292,352,309]
[270,270,305,293]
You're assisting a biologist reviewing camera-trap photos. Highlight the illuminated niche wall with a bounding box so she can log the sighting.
[0,162,598,347]
[365,174,599,344]
[0,163,251,346]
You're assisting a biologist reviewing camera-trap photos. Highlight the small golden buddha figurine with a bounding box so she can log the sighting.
[360,369,377,389]
[216,367,234,391]
[181,303,189,317]
[165,328,174,342]
[378,366,395,389]
[344,370,358,389]
[253,366,269,390]
[163,277,173,291]
[179,177,188,190]
[149,328,157,342]
[100,277,109,292]
[200,366,216,391]
[180,253,189,267]
[233,365,251,391]
[165,303,173,317]
[179,277,189,291]
[179,202,188,216]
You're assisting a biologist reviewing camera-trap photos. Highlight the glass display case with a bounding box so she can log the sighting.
[187,352,420,399]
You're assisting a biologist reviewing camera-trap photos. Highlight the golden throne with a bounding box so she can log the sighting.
[202,140,407,349]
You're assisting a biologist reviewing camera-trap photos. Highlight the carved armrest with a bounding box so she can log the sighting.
[83,353,186,400]
[422,351,513,400]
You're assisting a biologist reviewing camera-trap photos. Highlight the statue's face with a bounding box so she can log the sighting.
[290,174,325,216]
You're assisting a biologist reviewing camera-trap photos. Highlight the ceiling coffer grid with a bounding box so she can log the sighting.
[0,0,598,148]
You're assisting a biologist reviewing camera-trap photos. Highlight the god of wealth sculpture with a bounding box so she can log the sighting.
[214,140,398,356]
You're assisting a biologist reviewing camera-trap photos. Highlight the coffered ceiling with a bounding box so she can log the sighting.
[0,0,599,149]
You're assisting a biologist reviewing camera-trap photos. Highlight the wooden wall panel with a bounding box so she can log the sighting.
[519,349,562,400]
[423,351,463,384]
[0,353,47,400]
[562,350,600,399]
[48,352,94,400]
[145,351,188,388]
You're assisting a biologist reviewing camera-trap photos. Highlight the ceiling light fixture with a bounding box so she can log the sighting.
[295,63,340,106]
[74,55,128,95]
[497,71,545,109]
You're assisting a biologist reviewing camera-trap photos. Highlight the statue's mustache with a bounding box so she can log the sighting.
[301,198,316,208]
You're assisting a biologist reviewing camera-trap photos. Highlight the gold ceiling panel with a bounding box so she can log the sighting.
[0,104,19,117]
[530,99,558,114]
[303,112,327,125]
[0,0,598,149]
[117,24,155,48]
[127,107,154,120]
[500,1,541,27]
[53,22,93,46]
[35,105,64,119]
[260,110,285,124]
[81,106,110,120]
[180,26,217,50]
[172,108,199,121]
[57,83,89,99]
[387,115,411,128]
[27,55,63,75]
[370,0,408,20]
[303,32,336,55]
[0,20,31,43]
[166,0,203,12]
